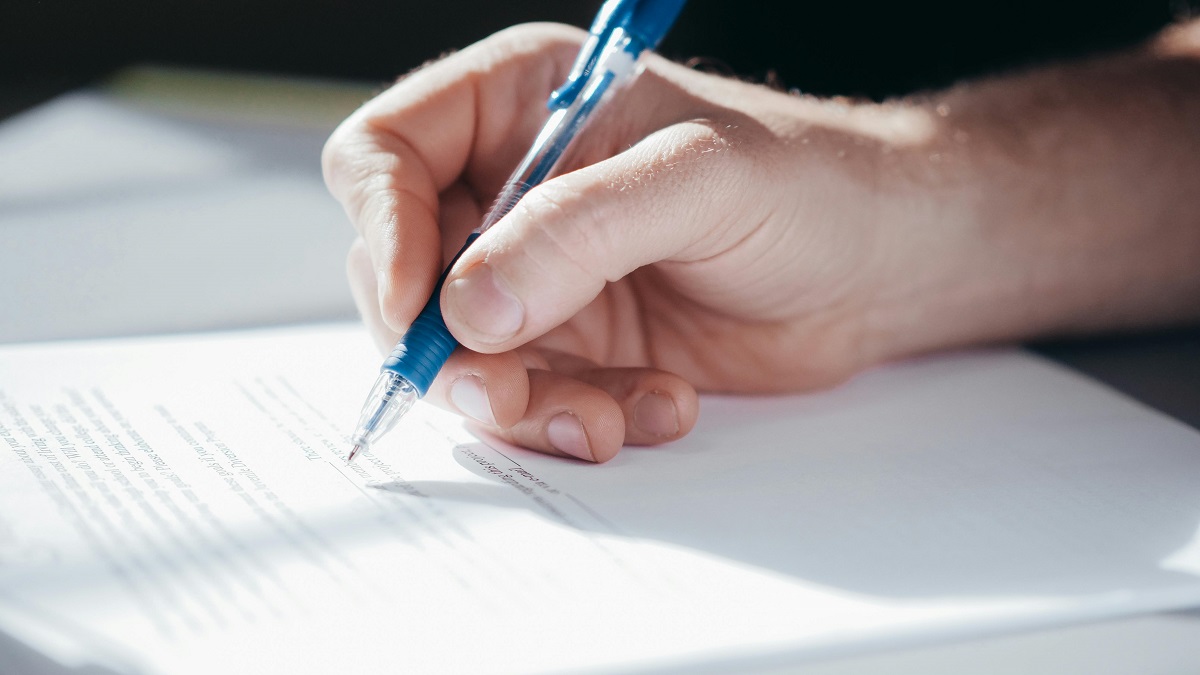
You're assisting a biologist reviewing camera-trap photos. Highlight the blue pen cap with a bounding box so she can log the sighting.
[587,0,631,34]
[624,0,688,50]
[549,0,688,110]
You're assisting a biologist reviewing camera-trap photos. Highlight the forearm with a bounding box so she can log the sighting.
[867,21,1200,362]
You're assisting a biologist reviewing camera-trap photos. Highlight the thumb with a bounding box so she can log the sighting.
[440,120,756,353]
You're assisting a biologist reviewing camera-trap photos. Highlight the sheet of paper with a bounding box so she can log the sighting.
[0,93,355,344]
[1,324,1199,674]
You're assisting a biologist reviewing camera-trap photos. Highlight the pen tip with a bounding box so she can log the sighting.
[347,443,363,463]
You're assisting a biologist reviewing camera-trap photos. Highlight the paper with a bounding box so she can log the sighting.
[2,324,1200,674]
[0,93,356,344]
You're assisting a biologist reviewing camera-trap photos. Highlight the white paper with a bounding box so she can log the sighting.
[1,324,1199,674]
[0,93,355,344]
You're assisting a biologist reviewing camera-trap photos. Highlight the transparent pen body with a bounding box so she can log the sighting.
[476,26,645,235]
[349,27,646,459]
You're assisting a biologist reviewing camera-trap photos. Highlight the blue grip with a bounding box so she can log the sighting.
[381,233,480,397]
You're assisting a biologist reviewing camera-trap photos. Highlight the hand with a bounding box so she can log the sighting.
[322,23,895,462]
[323,22,1200,462]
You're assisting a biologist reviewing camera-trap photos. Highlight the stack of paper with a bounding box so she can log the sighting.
[2,325,1198,674]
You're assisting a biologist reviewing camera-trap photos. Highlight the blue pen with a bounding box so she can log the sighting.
[347,0,688,461]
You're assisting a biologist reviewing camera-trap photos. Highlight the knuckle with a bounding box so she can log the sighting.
[350,170,401,232]
[512,182,609,282]
[678,119,764,200]
[615,119,750,203]
[345,237,372,275]
[468,24,591,88]
[673,119,752,176]
[323,139,419,239]
[644,119,767,261]
[483,22,588,55]
[320,126,355,196]
[322,126,393,202]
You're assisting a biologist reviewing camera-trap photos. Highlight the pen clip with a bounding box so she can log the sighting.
[547,0,689,111]
[548,0,635,111]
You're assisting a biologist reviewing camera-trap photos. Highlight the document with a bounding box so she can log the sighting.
[2,324,1199,674]
[0,92,355,344]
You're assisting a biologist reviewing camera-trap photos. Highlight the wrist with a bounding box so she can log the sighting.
[861,56,1200,365]
[856,94,1055,365]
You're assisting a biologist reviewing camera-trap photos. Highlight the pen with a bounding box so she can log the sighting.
[347,0,688,461]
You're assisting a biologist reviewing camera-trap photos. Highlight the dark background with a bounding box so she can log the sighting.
[2,0,1198,424]
[3,0,1196,109]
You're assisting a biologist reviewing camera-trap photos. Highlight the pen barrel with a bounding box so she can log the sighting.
[478,28,643,236]
[381,233,480,397]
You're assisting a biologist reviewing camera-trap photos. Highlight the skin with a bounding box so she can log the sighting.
[323,21,1200,463]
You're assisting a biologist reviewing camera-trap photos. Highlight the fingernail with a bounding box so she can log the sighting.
[450,375,496,426]
[547,412,593,461]
[446,263,524,344]
[634,392,679,438]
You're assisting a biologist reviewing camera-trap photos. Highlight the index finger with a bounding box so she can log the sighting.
[321,23,589,333]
